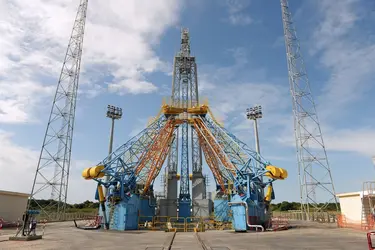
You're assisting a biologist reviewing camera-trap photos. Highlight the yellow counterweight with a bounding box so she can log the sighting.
[82,165,105,180]
[264,165,288,180]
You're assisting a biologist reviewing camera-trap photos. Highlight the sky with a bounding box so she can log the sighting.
[0,0,375,204]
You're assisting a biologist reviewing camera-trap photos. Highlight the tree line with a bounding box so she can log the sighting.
[30,199,339,212]
[270,201,340,212]
[29,199,99,211]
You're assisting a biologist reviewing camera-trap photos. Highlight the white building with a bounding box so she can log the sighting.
[336,191,375,224]
[0,190,29,222]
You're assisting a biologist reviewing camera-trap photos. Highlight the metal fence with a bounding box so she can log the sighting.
[36,211,98,223]
[137,216,232,232]
[272,211,339,223]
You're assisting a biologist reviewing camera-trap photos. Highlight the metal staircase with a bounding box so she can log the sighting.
[108,198,118,230]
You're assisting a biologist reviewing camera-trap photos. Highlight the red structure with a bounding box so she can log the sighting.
[367,232,375,250]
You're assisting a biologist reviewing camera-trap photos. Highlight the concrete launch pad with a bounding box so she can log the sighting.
[0,221,370,250]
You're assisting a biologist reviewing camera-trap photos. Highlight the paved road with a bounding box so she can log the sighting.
[198,228,369,250]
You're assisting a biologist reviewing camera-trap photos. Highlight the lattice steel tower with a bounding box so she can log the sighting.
[280,0,338,217]
[26,0,88,219]
[166,28,204,212]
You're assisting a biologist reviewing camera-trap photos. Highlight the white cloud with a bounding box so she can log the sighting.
[109,79,158,95]
[0,80,54,123]
[272,35,285,49]
[0,0,184,124]
[0,131,36,193]
[206,82,289,124]
[310,0,375,119]
[276,124,375,157]
[201,28,375,160]
[128,117,151,137]
[198,78,216,93]
[199,47,290,127]
[283,0,375,157]
[67,159,99,203]
[268,0,375,159]
[323,128,375,157]
[228,14,252,26]
[223,0,252,25]
[0,130,97,203]
[0,0,184,203]
[312,0,359,52]
[78,83,104,99]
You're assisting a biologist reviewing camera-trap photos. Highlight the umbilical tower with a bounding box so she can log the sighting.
[83,28,288,231]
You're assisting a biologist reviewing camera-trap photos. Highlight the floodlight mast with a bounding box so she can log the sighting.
[246,105,263,155]
[246,105,263,197]
[104,105,123,195]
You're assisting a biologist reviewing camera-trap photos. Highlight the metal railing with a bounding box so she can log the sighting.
[36,211,98,223]
[153,216,169,231]
[138,216,154,230]
[272,211,338,223]
[186,217,203,232]
[169,217,186,232]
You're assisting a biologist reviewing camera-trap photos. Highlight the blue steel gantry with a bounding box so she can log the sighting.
[82,29,288,232]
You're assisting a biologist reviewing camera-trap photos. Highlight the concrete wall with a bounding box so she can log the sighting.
[338,194,362,223]
[0,190,29,222]
[192,199,212,217]
[192,175,206,200]
[166,176,178,200]
[158,199,177,217]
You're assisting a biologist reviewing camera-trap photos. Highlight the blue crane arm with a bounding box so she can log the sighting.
[203,116,269,175]
[202,115,286,202]
[85,116,168,198]
[204,116,269,166]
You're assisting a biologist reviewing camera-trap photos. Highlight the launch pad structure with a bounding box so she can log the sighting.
[21,0,339,237]
[82,28,288,232]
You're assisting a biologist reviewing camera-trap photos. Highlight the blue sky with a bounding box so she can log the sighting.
[0,0,374,204]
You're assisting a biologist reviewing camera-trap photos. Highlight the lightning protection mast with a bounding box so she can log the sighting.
[25,0,88,220]
[280,0,338,219]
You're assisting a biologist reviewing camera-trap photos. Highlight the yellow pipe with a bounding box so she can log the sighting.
[98,185,105,203]
[97,184,109,229]
[265,185,273,202]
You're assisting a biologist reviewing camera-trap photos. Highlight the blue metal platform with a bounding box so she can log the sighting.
[99,195,156,231]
